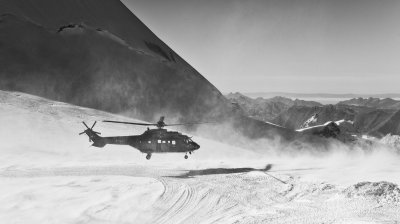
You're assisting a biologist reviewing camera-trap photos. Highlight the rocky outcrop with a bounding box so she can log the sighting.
[344,182,400,204]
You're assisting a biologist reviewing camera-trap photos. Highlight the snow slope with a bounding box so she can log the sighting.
[1,91,400,224]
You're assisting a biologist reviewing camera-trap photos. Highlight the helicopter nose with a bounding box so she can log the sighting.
[193,142,200,150]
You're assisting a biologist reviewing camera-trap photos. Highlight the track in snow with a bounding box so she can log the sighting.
[0,165,262,223]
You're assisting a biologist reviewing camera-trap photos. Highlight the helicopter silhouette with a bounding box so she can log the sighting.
[79,116,208,160]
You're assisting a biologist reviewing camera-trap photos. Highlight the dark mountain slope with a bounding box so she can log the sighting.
[1,0,169,50]
[0,0,229,122]
[0,0,300,141]
[356,109,400,137]
[375,110,400,137]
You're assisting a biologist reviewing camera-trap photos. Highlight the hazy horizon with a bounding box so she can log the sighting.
[229,92,400,105]
[228,91,400,96]
[122,0,400,94]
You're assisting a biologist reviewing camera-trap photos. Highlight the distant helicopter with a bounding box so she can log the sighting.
[79,116,208,160]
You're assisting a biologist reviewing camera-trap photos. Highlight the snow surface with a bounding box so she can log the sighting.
[1,91,400,223]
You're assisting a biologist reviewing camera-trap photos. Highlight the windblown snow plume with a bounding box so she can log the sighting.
[1,91,400,223]
[380,134,400,152]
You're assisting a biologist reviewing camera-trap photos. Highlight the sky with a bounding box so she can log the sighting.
[121,0,400,94]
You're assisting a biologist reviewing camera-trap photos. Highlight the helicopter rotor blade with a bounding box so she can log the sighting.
[94,131,101,135]
[79,131,85,135]
[82,121,90,129]
[91,121,97,129]
[103,120,157,126]
[165,122,215,126]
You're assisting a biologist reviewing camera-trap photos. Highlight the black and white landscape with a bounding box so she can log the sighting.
[1,0,400,223]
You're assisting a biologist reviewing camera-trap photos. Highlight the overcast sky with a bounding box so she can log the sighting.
[121,0,400,94]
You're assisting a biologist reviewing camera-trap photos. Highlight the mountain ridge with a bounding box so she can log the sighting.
[243,92,400,99]
[226,92,400,138]
[226,92,322,122]
[338,97,400,109]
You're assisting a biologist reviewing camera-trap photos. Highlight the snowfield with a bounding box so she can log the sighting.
[1,90,400,224]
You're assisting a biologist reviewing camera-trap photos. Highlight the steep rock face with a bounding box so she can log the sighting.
[369,110,400,137]
[0,0,230,122]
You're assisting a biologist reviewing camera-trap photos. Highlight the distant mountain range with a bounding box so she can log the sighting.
[226,92,400,138]
[243,92,400,99]
[338,97,400,109]
[226,92,322,122]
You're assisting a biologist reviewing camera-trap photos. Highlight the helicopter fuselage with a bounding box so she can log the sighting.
[80,118,203,159]
[86,128,200,155]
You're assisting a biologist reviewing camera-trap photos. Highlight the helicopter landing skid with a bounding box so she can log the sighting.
[146,153,152,160]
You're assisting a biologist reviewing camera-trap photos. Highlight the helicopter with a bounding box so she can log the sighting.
[79,116,207,160]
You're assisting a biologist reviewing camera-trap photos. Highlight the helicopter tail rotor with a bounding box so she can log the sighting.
[79,121,101,143]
